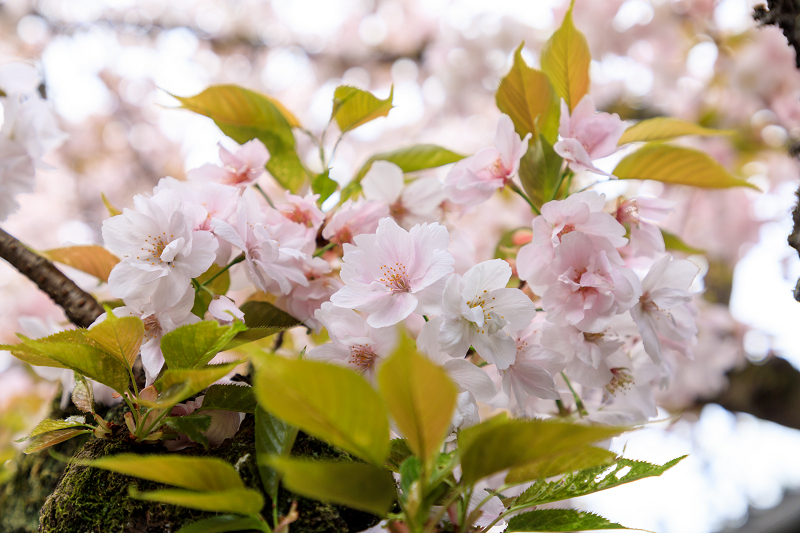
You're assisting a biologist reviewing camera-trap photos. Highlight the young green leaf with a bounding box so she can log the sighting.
[27,340,131,394]
[458,419,626,485]
[161,321,247,369]
[399,456,422,497]
[71,373,95,414]
[496,42,560,144]
[505,446,617,484]
[223,301,300,350]
[85,313,144,369]
[540,2,591,111]
[377,348,457,462]
[16,416,91,442]
[518,134,564,209]
[41,245,120,282]
[662,230,705,255]
[384,438,413,473]
[128,486,265,515]
[331,85,394,133]
[511,456,687,508]
[267,457,396,516]
[192,264,232,317]
[176,515,270,533]
[85,454,246,491]
[163,413,213,449]
[173,85,307,192]
[618,117,733,145]
[200,384,257,413]
[254,355,390,465]
[506,509,643,532]
[613,144,758,189]
[312,169,338,204]
[23,428,92,454]
[254,406,298,504]
[143,362,242,409]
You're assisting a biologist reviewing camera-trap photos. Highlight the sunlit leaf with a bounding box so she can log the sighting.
[255,407,298,504]
[163,413,212,449]
[496,42,560,143]
[505,446,617,484]
[618,117,733,145]
[71,373,95,413]
[176,515,270,533]
[41,246,120,282]
[613,144,759,189]
[143,362,241,409]
[312,169,338,204]
[192,264,232,318]
[86,313,144,369]
[254,355,390,465]
[540,3,591,111]
[506,509,643,532]
[662,230,705,255]
[16,416,90,442]
[24,428,92,454]
[331,85,393,133]
[129,486,265,515]
[224,300,300,350]
[267,457,396,516]
[161,321,247,369]
[200,384,257,413]
[377,347,457,462]
[518,134,564,209]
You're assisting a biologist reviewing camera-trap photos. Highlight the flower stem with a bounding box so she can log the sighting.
[560,372,588,417]
[202,253,245,287]
[313,242,336,257]
[507,182,541,215]
[254,183,276,208]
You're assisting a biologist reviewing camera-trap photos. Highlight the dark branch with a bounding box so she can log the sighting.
[0,227,104,328]
[754,0,800,69]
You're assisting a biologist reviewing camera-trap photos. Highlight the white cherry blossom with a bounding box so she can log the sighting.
[362,160,445,228]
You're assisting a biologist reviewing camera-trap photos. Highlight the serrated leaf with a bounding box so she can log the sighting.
[267,457,396,516]
[17,416,90,442]
[200,384,257,413]
[618,117,734,145]
[255,407,298,504]
[512,456,687,508]
[71,373,95,413]
[254,355,390,465]
[496,42,560,144]
[161,321,247,369]
[85,454,246,491]
[458,419,626,485]
[163,413,212,449]
[384,438,413,473]
[144,362,241,409]
[176,515,269,533]
[312,169,338,204]
[613,144,758,189]
[174,85,307,192]
[377,347,457,462]
[506,446,617,484]
[129,486,265,515]
[541,3,591,111]
[41,246,121,282]
[662,230,705,255]
[506,509,642,532]
[224,301,300,350]
[86,314,144,369]
[518,134,564,209]
[23,428,92,454]
[331,85,393,133]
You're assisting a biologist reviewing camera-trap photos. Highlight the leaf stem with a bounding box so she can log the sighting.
[506,182,541,215]
[202,253,246,287]
[192,278,215,297]
[550,167,570,202]
[254,183,276,208]
[313,242,336,257]
[560,372,588,417]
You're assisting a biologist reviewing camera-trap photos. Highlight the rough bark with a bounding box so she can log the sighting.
[754,0,800,68]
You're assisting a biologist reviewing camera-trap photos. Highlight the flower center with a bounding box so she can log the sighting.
[557,224,576,241]
[380,263,411,293]
[349,345,377,372]
[605,367,635,396]
[136,232,176,267]
[142,313,161,341]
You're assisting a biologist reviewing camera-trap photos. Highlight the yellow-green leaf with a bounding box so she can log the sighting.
[24,428,92,454]
[176,515,268,533]
[253,355,390,465]
[41,246,120,282]
[71,373,95,413]
[496,42,560,144]
[143,362,242,409]
[254,407,298,504]
[505,446,617,484]
[312,169,338,204]
[101,193,121,217]
[223,300,300,350]
[377,346,457,462]
[16,416,90,442]
[618,117,734,145]
[613,144,759,189]
[540,3,591,111]
[506,509,642,532]
[267,457,396,516]
[86,314,144,369]
[128,486,264,515]
[331,85,393,133]
[161,321,246,369]
[662,230,705,255]
[518,134,564,209]
[192,263,232,318]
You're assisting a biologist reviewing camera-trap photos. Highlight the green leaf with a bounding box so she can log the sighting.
[312,169,338,204]
[41,245,120,282]
[458,418,626,485]
[101,192,122,217]
[505,446,617,484]
[618,117,734,145]
[144,362,242,409]
[331,85,394,133]
[399,456,422,497]
[16,416,90,442]
[129,486,265,515]
[384,438,413,473]
[71,373,95,413]
[174,85,307,193]
[496,42,560,144]
[377,347,457,462]
[540,3,591,111]
[267,457,396,516]
[506,509,642,532]
[163,414,212,449]
[255,406,298,504]
[518,134,564,209]
[200,384,257,413]
[225,301,300,350]
[23,428,92,454]
[0,329,92,369]
[455,412,509,455]
[192,264,232,318]
[25,339,131,394]
[613,144,759,189]
[176,515,269,533]
[85,454,246,491]
[254,355,390,465]
[161,321,247,369]
[662,230,705,255]
[86,314,144,369]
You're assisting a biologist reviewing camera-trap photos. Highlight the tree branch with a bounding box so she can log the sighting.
[0,227,104,328]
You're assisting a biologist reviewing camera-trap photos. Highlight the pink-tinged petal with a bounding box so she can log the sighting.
[506,361,559,402]
[186,164,232,183]
[558,98,572,138]
[205,409,243,446]
[307,343,352,364]
[630,304,662,364]
[657,258,700,292]
[362,160,404,204]
[461,259,512,299]
[237,138,270,169]
[209,296,244,324]
[629,222,665,257]
[444,359,497,401]
[650,288,692,309]
[470,329,516,369]
[366,291,419,328]
[210,219,246,250]
[369,323,399,355]
[485,288,536,331]
[554,138,611,176]
[141,337,165,386]
[414,276,448,316]
[440,318,472,358]
[442,274,464,318]
[330,285,390,313]
[417,317,450,365]
[108,262,165,300]
[585,212,627,247]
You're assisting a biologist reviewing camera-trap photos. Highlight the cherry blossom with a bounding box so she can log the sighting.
[616,196,675,259]
[275,256,342,332]
[187,139,269,187]
[277,192,325,231]
[553,95,626,175]
[330,217,454,328]
[444,114,530,206]
[439,259,536,369]
[208,296,244,325]
[321,198,388,245]
[540,322,625,388]
[501,320,567,404]
[361,160,445,228]
[166,394,244,450]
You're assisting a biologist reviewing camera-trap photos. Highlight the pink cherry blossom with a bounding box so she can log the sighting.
[102,188,219,307]
[307,302,398,381]
[616,196,675,259]
[630,255,700,364]
[361,160,445,228]
[330,217,454,328]
[187,139,269,187]
[166,394,244,450]
[321,198,388,245]
[275,256,343,332]
[540,322,624,388]
[439,259,536,369]
[208,296,244,325]
[278,191,325,230]
[554,95,626,175]
[443,114,530,206]
[501,320,567,404]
